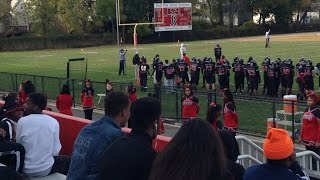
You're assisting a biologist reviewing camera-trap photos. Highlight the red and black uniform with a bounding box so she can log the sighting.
[216,62,229,90]
[281,63,294,90]
[304,65,314,90]
[224,102,238,131]
[155,62,164,83]
[202,59,215,85]
[296,64,305,97]
[300,107,320,155]
[214,47,222,61]
[267,63,277,97]
[246,64,260,92]
[182,95,199,121]
[56,94,73,116]
[81,87,94,120]
[233,61,245,93]
[190,60,201,86]
[177,60,189,84]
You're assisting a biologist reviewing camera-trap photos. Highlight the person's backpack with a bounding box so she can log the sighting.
[0,166,23,180]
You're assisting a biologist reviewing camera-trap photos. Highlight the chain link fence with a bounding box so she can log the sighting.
[0,72,309,138]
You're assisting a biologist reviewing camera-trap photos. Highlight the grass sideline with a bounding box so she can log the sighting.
[0,32,319,135]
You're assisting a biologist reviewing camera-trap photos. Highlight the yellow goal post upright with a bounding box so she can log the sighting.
[116,0,165,49]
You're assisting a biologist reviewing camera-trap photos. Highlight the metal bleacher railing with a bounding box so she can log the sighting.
[236,135,320,179]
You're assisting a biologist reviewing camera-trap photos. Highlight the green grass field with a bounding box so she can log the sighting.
[0,32,319,135]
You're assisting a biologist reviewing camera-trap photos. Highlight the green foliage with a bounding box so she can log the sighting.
[127,25,153,38]
[25,0,59,36]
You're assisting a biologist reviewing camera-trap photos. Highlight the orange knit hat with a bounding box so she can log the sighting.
[263,128,294,160]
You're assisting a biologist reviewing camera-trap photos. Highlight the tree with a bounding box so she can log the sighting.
[0,0,12,35]
[25,0,58,36]
[96,0,116,32]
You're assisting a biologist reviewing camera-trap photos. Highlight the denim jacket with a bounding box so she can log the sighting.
[67,116,123,180]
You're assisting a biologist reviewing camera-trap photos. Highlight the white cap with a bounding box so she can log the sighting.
[181,43,185,47]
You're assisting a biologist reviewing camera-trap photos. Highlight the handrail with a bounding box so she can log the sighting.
[238,154,262,165]
[235,135,266,163]
[296,150,320,178]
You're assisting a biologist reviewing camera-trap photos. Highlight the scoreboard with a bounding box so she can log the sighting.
[154,3,192,32]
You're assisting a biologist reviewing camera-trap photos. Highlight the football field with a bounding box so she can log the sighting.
[0,32,319,135]
[1,32,320,83]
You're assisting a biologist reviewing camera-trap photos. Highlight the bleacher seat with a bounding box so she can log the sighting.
[29,173,66,180]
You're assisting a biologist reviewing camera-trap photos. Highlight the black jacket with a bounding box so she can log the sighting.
[99,130,156,180]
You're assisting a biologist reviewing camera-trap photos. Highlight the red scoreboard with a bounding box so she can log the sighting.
[154,3,192,32]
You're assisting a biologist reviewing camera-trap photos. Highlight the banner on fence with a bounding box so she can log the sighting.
[154,3,192,32]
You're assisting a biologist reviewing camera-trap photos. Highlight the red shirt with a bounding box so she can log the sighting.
[183,55,190,65]
[224,102,239,129]
[56,94,73,116]
[301,107,320,143]
[182,96,199,119]
[129,93,137,103]
[81,88,94,109]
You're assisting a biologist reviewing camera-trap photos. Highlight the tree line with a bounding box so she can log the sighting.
[0,0,319,37]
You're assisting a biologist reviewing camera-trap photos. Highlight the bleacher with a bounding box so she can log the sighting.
[0,101,320,179]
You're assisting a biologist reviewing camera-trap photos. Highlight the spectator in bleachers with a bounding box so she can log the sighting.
[223,88,239,135]
[0,93,23,142]
[17,93,70,177]
[99,97,161,180]
[299,92,320,156]
[181,85,199,122]
[206,102,223,130]
[56,84,73,116]
[244,128,309,180]
[18,80,35,106]
[67,91,130,180]
[219,129,244,180]
[81,79,94,120]
[105,79,113,96]
[149,119,233,180]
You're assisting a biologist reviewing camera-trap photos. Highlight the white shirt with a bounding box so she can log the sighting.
[17,114,61,174]
[265,30,270,39]
[180,46,187,56]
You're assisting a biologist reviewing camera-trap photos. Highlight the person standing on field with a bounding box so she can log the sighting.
[265,29,270,48]
[132,51,140,83]
[119,49,127,75]
[56,84,73,116]
[81,80,94,120]
[180,43,187,58]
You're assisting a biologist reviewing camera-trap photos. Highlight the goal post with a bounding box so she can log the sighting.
[116,0,165,49]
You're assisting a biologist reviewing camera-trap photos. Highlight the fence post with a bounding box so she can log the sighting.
[10,73,15,91]
[291,100,295,140]
[214,90,217,103]
[272,100,276,128]
[15,73,18,92]
[207,90,212,109]
[41,76,45,93]
[58,78,61,90]
[72,79,76,108]
[33,75,36,90]
[175,88,179,118]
